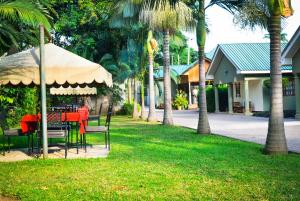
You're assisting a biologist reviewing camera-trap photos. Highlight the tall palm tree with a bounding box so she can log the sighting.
[140,1,194,125]
[211,0,293,154]
[110,0,147,119]
[148,0,210,132]
[146,30,158,122]
[195,0,210,134]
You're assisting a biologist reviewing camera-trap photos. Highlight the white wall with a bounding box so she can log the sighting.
[232,79,264,111]
[233,80,244,104]
[249,80,264,111]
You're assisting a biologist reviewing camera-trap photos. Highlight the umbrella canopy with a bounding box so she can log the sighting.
[0,43,112,87]
[50,86,97,95]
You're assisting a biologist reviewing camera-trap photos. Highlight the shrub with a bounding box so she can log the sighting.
[173,90,188,110]
[206,85,215,112]
[118,102,141,115]
[202,85,228,113]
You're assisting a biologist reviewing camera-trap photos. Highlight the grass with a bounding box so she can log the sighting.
[1,116,300,200]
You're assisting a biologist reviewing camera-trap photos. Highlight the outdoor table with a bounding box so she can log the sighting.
[20,107,89,154]
[20,112,87,135]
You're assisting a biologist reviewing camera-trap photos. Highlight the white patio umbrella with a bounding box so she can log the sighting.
[50,86,97,96]
[0,40,112,158]
[0,43,112,87]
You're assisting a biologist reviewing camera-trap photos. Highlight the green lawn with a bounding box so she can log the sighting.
[1,116,300,200]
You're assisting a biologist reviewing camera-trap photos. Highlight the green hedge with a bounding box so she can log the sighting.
[118,102,141,115]
[0,87,38,128]
[206,85,228,113]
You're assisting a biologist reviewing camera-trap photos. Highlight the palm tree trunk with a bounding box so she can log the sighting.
[140,79,146,120]
[196,1,210,134]
[264,8,288,154]
[163,29,173,125]
[147,52,157,122]
[128,78,132,103]
[133,77,139,119]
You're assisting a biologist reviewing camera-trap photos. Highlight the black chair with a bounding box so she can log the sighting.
[88,103,102,126]
[0,111,30,156]
[37,110,69,158]
[83,104,112,152]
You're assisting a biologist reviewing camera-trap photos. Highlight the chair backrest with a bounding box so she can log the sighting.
[105,104,113,128]
[72,104,78,112]
[0,112,8,131]
[47,110,63,130]
[98,103,103,116]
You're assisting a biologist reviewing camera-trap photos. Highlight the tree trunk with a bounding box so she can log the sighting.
[163,29,173,125]
[127,78,132,103]
[133,77,139,119]
[147,36,157,122]
[140,79,146,120]
[264,8,288,154]
[147,54,157,121]
[196,1,210,134]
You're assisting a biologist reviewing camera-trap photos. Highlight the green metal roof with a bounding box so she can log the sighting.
[205,48,216,60]
[154,64,192,79]
[219,43,292,71]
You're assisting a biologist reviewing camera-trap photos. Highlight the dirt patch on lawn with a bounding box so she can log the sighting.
[0,195,19,201]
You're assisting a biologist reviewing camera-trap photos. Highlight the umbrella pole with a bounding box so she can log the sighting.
[39,25,48,158]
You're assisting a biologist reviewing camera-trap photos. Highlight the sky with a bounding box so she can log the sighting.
[185,1,300,52]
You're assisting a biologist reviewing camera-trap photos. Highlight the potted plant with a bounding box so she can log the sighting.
[173,90,188,110]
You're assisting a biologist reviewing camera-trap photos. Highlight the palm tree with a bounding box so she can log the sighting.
[211,0,293,154]
[147,0,210,132]
[146,30,158,122]
[0,0,52,54]
[110,0,147,119]
[195,0,210,134]
[140,1,194,125]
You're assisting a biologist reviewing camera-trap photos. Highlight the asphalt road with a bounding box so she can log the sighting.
[153,109,300,153]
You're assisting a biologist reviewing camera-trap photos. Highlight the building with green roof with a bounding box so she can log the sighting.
[207,43,295,114]
[152,57,212,108]
[282,26,300,119]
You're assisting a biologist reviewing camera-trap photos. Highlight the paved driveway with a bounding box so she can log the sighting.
[154,110,300,153]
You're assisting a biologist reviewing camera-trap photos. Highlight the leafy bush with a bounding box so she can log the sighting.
[0,86,38,128]
[118,102,141,115]
[173,90,188,110]
[206,85,215,112]
[204,85,228,113]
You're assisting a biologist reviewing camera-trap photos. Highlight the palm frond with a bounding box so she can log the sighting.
[139,1,195,32]
[0,0,51,29]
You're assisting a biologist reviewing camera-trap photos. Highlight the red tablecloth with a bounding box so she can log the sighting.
[20,108,88,135]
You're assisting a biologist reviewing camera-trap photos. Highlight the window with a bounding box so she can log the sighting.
[235,82,241,98]
[283,78,295,96]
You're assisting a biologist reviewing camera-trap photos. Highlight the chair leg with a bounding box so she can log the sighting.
[2,135,5,156]
[107,131,110,151]
[67,130,70,147]
[27,134,30,154]
[76,123,79,154]
[37,135,41,158]
[7,136,10,153]
[65,135,67,159]
[104,131,107,149]
[31,133,34,154]
[80,135,83,148]
[84,134,87,153]
[71,124,73,144]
